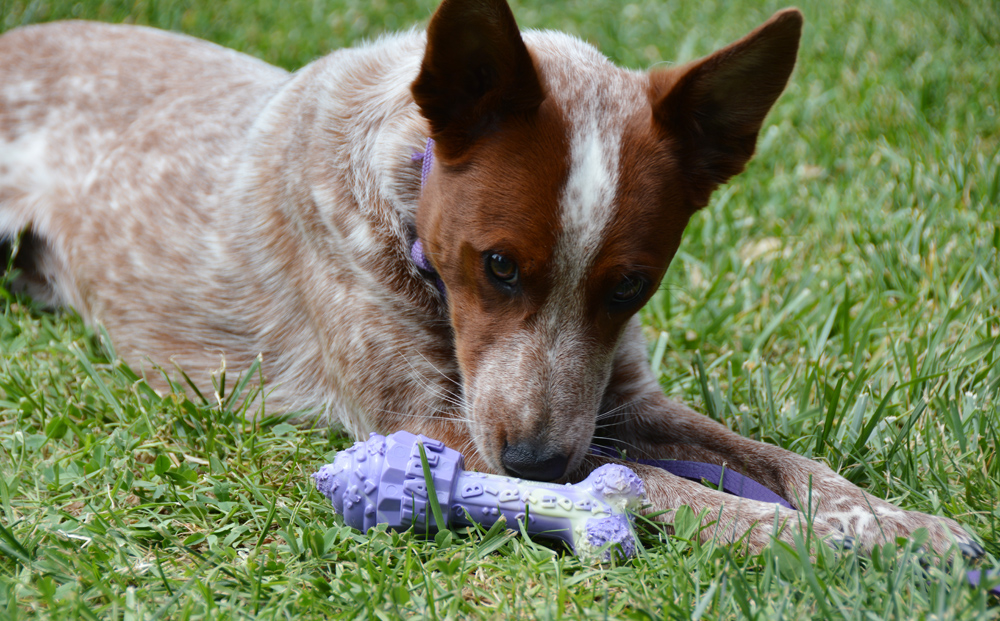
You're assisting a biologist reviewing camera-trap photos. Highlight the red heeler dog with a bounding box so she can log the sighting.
[0,0,981,555]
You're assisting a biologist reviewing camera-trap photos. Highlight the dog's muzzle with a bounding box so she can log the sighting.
[501,441,568,481]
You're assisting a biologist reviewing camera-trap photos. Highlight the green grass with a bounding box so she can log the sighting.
[2,0,999,618]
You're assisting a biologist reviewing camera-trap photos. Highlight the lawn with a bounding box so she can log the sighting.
[1,0,999,618]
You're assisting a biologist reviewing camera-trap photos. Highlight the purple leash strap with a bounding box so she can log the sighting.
[589,445,794,510]
[636,458,795,510]
[966,570,1000,597]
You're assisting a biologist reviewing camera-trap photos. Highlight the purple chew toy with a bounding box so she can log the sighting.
[313,430,646,559]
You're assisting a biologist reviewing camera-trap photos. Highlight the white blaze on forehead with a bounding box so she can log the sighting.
[520,33,645,304]
[560,127,621,258]
[462,35,651,467]
[549,118,623,311]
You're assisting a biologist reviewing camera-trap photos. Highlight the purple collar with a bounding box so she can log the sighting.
[410,238,446,298]
[410,138,447,299]
[414,136,435,188]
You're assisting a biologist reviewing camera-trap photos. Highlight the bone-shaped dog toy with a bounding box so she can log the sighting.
[313,430,646,558]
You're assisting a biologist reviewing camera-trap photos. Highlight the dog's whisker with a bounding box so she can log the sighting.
[593,399,643,429]
[394,347,467,403]
[594,413,631,428]
[588,435,646,456]
[374,407,471,425]
[595,401,633,422]
[593,421,630,434]
[411,349,463,389]
[399,393,472,422]
[456,437,477,457]
[394,347,469,411]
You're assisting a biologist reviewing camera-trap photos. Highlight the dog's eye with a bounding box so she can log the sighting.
[611,275,646,306]
[486,253,518,287]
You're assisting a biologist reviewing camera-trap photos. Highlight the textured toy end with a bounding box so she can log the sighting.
[313,430,646,559]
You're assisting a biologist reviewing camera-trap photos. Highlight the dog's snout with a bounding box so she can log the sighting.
[501,442,568,481]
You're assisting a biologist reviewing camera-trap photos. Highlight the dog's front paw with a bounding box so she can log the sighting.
[635,465,850,555]
[664,500,853,555]
[781,460,982,558]
[818,498,982,558]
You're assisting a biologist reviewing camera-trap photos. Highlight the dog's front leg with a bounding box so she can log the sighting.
[575,452,850,554]
[595,325,982,556]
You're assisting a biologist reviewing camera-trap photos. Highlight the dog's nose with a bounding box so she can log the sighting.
[501,442,568,481]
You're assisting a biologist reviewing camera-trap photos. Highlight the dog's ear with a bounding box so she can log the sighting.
[412,0,544,159]
[651,8,803,209]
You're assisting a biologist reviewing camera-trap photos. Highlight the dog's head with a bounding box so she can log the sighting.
[412,0,802,480]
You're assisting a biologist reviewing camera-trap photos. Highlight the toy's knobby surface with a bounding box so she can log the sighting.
[313,430,646,559]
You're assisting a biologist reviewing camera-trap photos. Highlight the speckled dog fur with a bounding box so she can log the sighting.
[0,0,979,555]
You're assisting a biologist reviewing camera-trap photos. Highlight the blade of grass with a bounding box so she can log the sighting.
[417,440,448,534]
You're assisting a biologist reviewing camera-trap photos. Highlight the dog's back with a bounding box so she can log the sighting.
[0,22,287,233]
[0,22,290,378]
[0,21,451,424]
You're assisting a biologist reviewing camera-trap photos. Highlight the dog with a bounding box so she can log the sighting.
[0,0,981,555]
